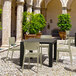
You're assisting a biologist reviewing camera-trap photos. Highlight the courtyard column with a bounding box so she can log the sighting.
[34,0,41,14]
[34,7,41,14]
[62,7,67,14]
[26,0,33,13]
[16,1,24,44]
[60,0,68,14]
[2,0,12,47]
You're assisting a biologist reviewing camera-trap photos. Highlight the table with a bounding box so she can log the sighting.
[20,38,57,67]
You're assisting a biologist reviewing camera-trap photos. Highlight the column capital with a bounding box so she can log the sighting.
[26,0,33,5]
[33,6,41,10]
[26,4,32,7]
[62,7,67,10]
[62,6,67,14]
[16,1,25,5]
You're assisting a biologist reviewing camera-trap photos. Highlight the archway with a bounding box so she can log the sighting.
[41,0,62,35]
[67,0,76,36]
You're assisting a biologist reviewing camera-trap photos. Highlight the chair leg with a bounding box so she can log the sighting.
[56,51,59,62]
[11,51,14,59]
[37,56,39,72]
[28,57,30,69]
[48,47,49,58]
[56,51,58,62]
[69,51,72,65]
[40,53,42,67]
[40,46,42,67]
[22,54,25,73]
[58,51,59,60]
[7,49,9,59]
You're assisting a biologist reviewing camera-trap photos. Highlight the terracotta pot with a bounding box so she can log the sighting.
[36,32,42,38]
[25,34,36,39]
[59,32,66,40]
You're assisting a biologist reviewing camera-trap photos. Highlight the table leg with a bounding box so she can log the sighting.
[20,42,24,67]
[49,43,53,67]
[75,33,76,46]
[54,41,57,60]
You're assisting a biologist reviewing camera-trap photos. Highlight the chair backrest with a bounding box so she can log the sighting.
[40,35,52,39]
[9,37,15,46]
[24,42,40,51]
[66,31,70,38]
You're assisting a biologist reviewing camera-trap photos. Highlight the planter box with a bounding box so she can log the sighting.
[25,34,36,39]
[25,33,42,39]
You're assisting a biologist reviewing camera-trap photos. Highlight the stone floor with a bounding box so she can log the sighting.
[0,40,76,76]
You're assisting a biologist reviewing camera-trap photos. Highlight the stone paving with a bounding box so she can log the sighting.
[0,40,76,76]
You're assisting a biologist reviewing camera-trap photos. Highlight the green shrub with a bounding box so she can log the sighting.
[22,12,46,34]
[57,14,72,31]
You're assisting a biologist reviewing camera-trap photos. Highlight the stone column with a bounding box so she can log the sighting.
[60,0,68,14]
[62,7,67,14]
[2,0,12,47]
[16,1,24,44]
[34,7,41,14]
[26,0,33,13]
[34,0,41,14]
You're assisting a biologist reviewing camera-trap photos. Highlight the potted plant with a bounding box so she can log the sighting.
[22,12,46,39]
[57,14,72,39]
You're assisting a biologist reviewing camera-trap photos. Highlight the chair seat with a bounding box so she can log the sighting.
[9,45,20,50]
[57,48,70,52]
[57,44,70,52]
[25,53,41,57]
[12,46,20,50]
[39,44,49,47]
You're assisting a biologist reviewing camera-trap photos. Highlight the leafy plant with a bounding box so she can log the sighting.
[0,9,2,30]
[57,14,72,31]
[22,12,46,34]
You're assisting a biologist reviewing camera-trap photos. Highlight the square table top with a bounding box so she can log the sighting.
[21,38,57,44]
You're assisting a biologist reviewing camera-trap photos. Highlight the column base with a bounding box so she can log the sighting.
[1,44,9,48]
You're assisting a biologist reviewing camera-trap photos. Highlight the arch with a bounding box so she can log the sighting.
[40,0,52,8]
[0,0,3,8]
[45,0,52,8]
[41,0,62,35]
[41,0,46,18]
[67,0,76,36]
[67,0,74,9]
[0,0,2,6]
[45,0,62,8]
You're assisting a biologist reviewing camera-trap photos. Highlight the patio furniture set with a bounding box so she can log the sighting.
[6,34,76,72]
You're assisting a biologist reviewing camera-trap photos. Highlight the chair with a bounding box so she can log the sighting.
[7,37,20,59]
[66,31,70,39]
[56,38,72,65]
[64,31,70,44]
[40,35,52,57]
[22,42,42,72]
[65,31,74,44]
